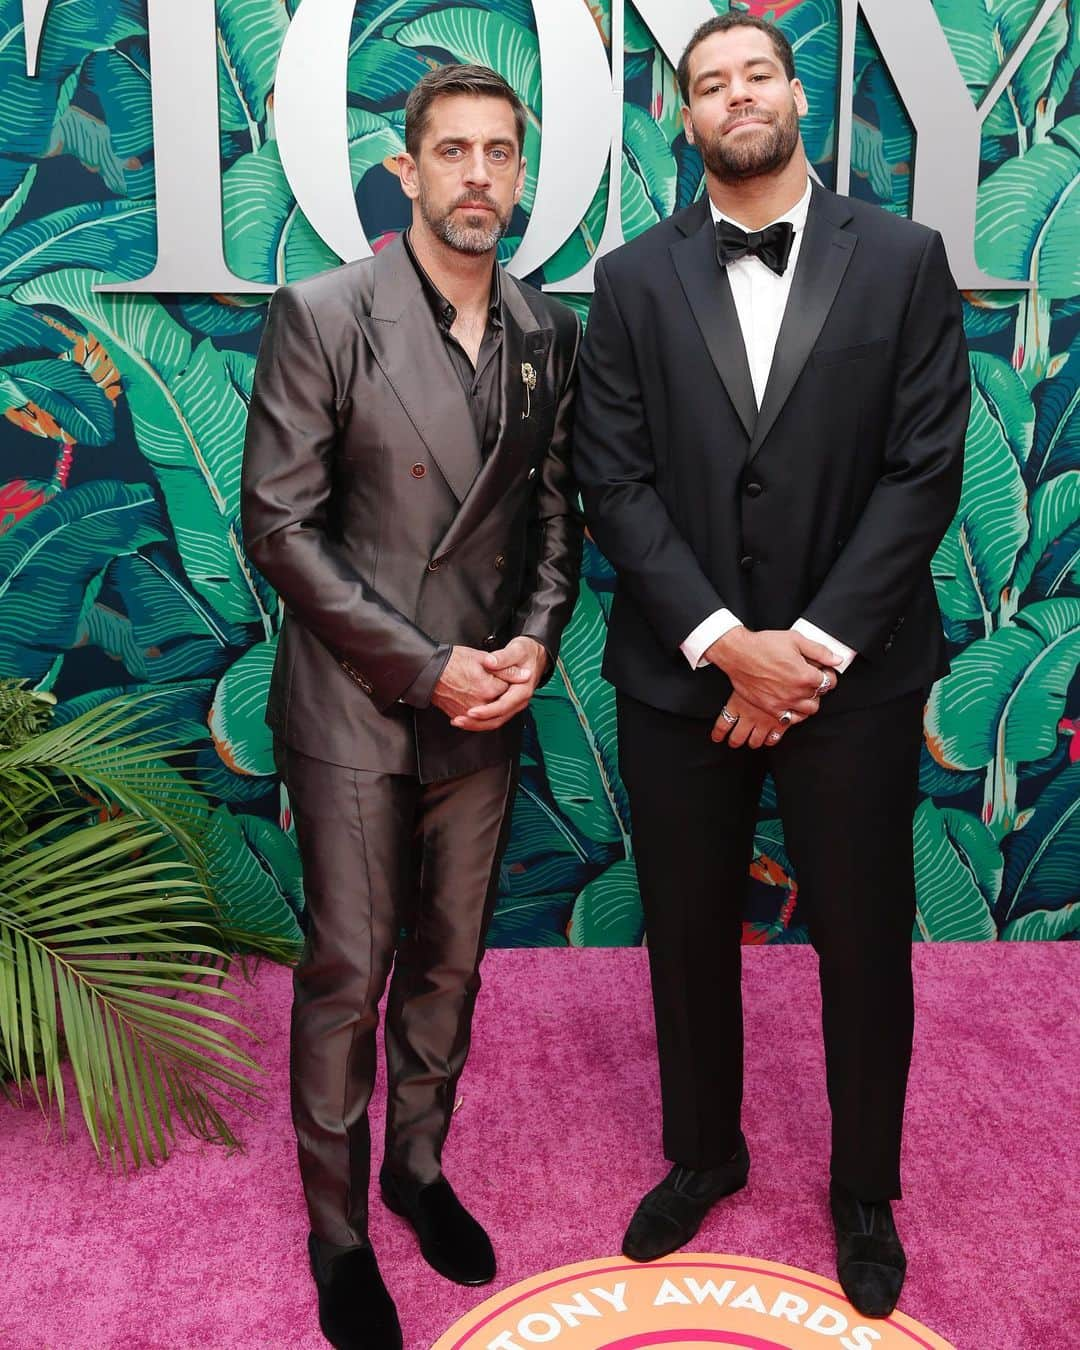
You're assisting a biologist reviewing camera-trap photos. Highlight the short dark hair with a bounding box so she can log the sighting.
[677,14,797,105]
[404,63,527,158]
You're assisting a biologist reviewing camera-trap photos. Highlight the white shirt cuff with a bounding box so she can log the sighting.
[681,609,743,670]
[792,618,857,673]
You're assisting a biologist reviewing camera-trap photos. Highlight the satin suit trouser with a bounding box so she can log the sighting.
[275,741,519,1247]
[616,689,925,1202]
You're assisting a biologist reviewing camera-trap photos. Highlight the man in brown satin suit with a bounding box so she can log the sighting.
[241,64,582,1350]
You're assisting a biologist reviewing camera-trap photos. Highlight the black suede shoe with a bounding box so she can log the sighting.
[622,1135,750,1262]
[380,1168,496,1286]
[829,1183,907,1318]
[308,1234,402,1350]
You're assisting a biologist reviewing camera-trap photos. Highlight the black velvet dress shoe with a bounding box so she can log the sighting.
[829,1183,907,1318]
[380,1168,496,1286]
[622,1135,751,1262]
[308,1234,402,1350]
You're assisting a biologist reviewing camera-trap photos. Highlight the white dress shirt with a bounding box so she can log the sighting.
[679,179,857,675]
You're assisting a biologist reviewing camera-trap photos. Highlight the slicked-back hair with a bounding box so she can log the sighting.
[404,63,527,158]
[677,13,797,105]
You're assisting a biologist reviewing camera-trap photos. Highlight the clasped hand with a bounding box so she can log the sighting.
[431,636,547,732]
[705,627,842,749]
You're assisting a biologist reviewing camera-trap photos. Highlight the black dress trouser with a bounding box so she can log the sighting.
[617,688,926,1201]
[275,740,519,1247]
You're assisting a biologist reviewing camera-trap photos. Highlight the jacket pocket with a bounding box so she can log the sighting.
[812,338,888,368]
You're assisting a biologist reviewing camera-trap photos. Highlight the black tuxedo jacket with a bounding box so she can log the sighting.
[241,238,582,782]
[573,183,970,719]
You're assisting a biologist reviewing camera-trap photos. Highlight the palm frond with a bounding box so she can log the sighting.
[0,683,267,1169]
[1,814,262,1169]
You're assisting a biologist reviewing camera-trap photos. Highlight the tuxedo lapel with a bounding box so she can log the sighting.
[357,237,481,502]
[749,186,857,459]
[432,274,552,564]
[669,198,757,440]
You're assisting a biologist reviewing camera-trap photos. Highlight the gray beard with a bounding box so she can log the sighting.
[419,191,509,256]
[697,106,801,184]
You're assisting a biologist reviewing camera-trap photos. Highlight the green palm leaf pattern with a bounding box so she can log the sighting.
[568,856,644,947]
[82,43,154,199]
[932,355,1030,625]
[0,0,1077,956]
[224,111,405,283]
[216,0,290,142]
[926,598,1080,771]
[1001,762,1080,922]
[11,269,268,630]
[0,200,157,290]
[977,126,1080,297]
[208,637,277,778]
[913,800,999,941]
[0,480,164,684]
[202,804,304,952]
[778,0,838,168]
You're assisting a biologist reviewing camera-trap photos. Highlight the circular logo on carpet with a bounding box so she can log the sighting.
[432,1255,954,1350]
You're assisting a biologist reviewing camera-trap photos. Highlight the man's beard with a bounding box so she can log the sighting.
[419,186,511,255]
[694,101,801,183]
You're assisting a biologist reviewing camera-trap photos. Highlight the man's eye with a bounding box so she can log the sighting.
[491,149,507,161]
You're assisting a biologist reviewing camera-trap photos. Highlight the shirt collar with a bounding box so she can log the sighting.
[402,228,503,332]
[708,176,812,236]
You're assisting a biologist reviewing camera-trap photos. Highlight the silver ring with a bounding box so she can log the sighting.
[767,729,781,744]
[778,709,793,726]
[817,672,831,696]
[720,706,739,725]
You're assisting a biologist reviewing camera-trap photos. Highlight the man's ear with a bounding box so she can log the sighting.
[397,151,419,200]
[513,154,526,203]
[791,78,809,118]
[681,104,695,145]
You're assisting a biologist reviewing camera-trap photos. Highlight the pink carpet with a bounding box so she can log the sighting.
[3,946,1078,1349]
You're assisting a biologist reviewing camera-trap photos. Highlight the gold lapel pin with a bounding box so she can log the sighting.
[521,361,537,419]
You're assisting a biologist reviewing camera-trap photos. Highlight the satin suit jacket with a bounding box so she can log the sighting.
[241,238,583,783]
[573,183,970,719]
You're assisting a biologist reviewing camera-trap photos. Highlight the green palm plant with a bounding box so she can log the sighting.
[0,680,266,1169]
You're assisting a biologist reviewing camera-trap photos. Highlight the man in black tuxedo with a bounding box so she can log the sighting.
[242,65,581,1350]
[573,14,968,1317]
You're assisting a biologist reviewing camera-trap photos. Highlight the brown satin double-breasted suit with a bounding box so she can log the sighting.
[241,236,582,1244]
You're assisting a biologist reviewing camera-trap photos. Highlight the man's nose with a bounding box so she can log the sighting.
[727,79,755,106]
[463,150,492,185]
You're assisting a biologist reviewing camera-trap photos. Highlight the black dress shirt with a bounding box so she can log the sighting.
[398,232,505,707]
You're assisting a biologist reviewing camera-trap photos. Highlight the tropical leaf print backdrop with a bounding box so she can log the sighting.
[1,0,1078,949]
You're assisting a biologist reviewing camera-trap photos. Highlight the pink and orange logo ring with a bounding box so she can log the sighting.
[433,1255,954,1350]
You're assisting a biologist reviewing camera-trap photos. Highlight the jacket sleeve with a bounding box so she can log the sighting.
[572,258,730,651]
[801,230,970,656]
[241,285,442,711]
[512,309,585,682]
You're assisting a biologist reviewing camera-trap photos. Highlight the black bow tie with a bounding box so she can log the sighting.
[715,218,796,277]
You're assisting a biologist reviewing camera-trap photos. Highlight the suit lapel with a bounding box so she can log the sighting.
[432,274,552,563]
[356,237,481,502]
[749,185,857,458]
[669,197,757,440]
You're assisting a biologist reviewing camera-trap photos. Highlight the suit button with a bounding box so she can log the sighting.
[494,553,506,570]
[410,463,426,479]
[740,554,755,571]
[484,633,497,648]
[745,481,763,497]
[427,559,439,572]
[527,467,537,480]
